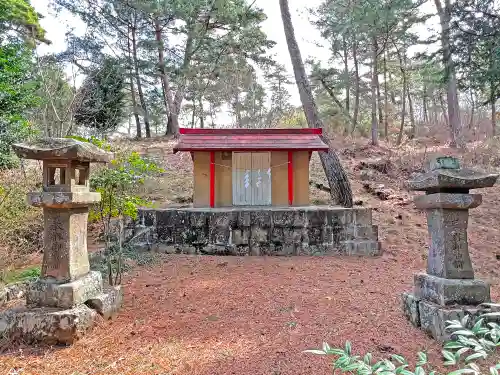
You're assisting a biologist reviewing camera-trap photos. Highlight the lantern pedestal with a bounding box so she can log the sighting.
[0,138,122,345]
[402,156,500,341]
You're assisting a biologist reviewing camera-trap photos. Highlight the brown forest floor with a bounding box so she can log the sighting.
[1,136,500,375]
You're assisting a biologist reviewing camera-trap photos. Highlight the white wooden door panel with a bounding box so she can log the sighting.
[232,152,271,206]
[251,152,271,205]
[232,152,252,205]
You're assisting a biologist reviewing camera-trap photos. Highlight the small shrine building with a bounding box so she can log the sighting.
[173,128,329,207]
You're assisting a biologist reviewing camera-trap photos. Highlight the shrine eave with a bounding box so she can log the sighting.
[172,128,330,153]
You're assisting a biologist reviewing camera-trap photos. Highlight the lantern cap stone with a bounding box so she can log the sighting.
[12,138,112,163]
[407,156,499,191]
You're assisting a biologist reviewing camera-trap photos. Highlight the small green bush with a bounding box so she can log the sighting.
[2,265,40,284]
[305,311,500,375]
[90,151,164,222]
[86,140,163,286]
[0,168,43,271]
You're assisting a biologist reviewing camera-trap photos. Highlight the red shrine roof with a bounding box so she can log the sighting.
[172,128,329,153]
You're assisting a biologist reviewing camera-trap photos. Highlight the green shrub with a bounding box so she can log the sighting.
[305,310,500,375]
[0,168,43,271]
[90,151,163,223]
[441,314,500,370]
[2,265,40,284]
[89,145,163,286]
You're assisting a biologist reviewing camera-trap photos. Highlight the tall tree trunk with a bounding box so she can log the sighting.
[191,100,196,128]
[154,17,178,136]
[423,83,429,123]
[131,20,151,138]
[488,47,496,136]
[439,93,449,127]
[389,72,397,106]
[404,46,415,138]
[209,102,216,128]
[383,50,389,139]
[352,41,360,132]
[234,92,242,127]
[375,55,383,132]
[395,44,407,145]
[279,0,353,207]
[343,36,350,134]
[491,97,496,136]
[435,0,464,148]
[127,26,141,138]
[431,92,438,123]
[199,97,204,128]
[468,91,474,130]
[408,89,416,138]
[370,36,379,146]
[169,28,195,132]
[397,75,407,145]
[278,79,282,113]
[44,106,52,137]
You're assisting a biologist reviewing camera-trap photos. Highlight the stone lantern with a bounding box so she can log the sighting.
[402,156,499,341]
[0,138,122,345]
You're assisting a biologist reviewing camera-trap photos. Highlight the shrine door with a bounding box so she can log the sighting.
[232,152,272,206]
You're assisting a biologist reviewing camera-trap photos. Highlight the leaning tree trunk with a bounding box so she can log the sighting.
[279,0,353,207]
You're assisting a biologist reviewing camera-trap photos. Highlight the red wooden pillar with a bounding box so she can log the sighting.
[288,151,293,206]
[209,151,215,208]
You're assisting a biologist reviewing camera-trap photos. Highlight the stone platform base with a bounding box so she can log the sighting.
[0,305,98,345]
[27,271,103,309]
[0,285,123,345]
[402,292,499,342]
[132,206,382,256]
[413,273,490,306]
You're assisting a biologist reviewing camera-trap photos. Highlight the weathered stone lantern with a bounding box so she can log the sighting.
[0,138,122,345]
[402,156,499,341]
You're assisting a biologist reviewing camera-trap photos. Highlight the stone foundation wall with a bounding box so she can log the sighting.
[132,206,381,256]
